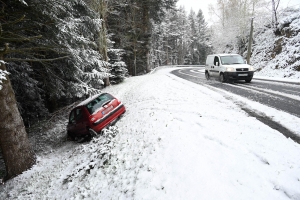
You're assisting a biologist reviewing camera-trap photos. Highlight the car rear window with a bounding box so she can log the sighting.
[85,93,114,114]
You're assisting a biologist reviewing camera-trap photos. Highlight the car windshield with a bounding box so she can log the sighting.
[85,93,114,114]
[220,55,244,65]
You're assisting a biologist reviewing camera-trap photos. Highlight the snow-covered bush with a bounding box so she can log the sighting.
[63,126,119,183]
[108,49,128,84]
[109,61,128,84]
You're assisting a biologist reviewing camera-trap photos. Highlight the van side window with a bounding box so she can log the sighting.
[214,56,219,66]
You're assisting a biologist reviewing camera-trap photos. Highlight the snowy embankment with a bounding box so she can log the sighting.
[1,67,300,199]
[252,8,300,80]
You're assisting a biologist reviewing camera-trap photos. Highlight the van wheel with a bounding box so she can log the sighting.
[245,79,252,83]
[205,71,210,80]
[219,73,226,83]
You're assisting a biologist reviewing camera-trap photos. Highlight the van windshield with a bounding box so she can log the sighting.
[220,55,244,65]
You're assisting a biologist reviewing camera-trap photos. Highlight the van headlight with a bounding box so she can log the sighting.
[226,67,235,72]
[249,66,255,71]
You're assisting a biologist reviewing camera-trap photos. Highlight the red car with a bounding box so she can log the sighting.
[67,93,126,140]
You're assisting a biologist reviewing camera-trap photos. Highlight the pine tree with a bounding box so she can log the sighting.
[107,0,177,75]
[0,0,112,180]
[0,0,36,180]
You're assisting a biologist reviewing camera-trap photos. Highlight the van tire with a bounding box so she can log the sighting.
[245,79,252,83]
[205,71,210,80]
[219,73,225,83]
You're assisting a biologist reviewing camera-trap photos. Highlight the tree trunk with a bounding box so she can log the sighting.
[272,0,279,28]
[99,0,110,86]
[0,61,36,181]
[247,17,254,64]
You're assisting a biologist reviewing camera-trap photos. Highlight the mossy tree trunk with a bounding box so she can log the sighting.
[0,55,35,181]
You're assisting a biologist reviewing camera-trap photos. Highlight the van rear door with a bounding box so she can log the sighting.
[212,56,220,76]
[206,55,214,76]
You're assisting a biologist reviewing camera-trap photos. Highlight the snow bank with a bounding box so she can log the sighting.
[252,8,300,80]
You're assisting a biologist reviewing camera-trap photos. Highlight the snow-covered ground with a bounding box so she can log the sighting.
[1,67,300,199]
[252,8,300,80]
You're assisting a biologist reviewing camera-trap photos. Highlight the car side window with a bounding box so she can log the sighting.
[69,110,75,123]
[75,108,83,121]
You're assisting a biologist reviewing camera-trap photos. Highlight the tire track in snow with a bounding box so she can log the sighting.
[171,68,300,144]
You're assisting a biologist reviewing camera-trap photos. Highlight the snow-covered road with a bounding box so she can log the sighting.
[1,67,300,199]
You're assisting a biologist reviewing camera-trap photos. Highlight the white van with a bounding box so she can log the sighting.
[205,54,255,83]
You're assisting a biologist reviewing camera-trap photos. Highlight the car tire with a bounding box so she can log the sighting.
[205,71,210,80]
[67,131,76,141]
[88,128,98,137]
[219,73,226,83]
[245,78,252,83]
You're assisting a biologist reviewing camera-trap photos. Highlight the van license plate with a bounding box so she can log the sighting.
[238,74,247,76]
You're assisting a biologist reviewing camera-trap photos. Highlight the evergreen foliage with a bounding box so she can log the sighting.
[150,6,212,65]
[107,0,178,75]
[2,0,111,124]
[108,49,128,84]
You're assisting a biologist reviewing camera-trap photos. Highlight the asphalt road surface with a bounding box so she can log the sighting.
[171,67,300,143]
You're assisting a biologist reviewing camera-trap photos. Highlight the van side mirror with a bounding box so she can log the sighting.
[216,62,219,66]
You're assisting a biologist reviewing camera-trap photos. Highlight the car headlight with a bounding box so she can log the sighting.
[226,67,235,72]
[249,66,255,71]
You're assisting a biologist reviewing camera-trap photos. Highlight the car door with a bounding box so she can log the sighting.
[68,109,77,134]
[74,107,87,135]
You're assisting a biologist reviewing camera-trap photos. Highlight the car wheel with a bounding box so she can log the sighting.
[88,128,98,137]
[219,73,225,83]
[205,71,210,80]
[67,131,76,141]
[245,78,252,83]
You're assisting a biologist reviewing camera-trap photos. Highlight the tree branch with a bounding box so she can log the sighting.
[4,46,67,54]
[0,35,42,43]
[4,56,69,62]
[2,15,26,26]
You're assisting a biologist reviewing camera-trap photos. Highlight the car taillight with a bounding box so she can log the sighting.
[91,117,96,122]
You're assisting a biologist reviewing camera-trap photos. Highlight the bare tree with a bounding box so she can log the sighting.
[271,0,280,28]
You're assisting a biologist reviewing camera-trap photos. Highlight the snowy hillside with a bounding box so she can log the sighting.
[252,8,300,80]
[0,67,299,199]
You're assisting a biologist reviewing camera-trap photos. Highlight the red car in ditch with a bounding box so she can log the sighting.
[67,93,126,140]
